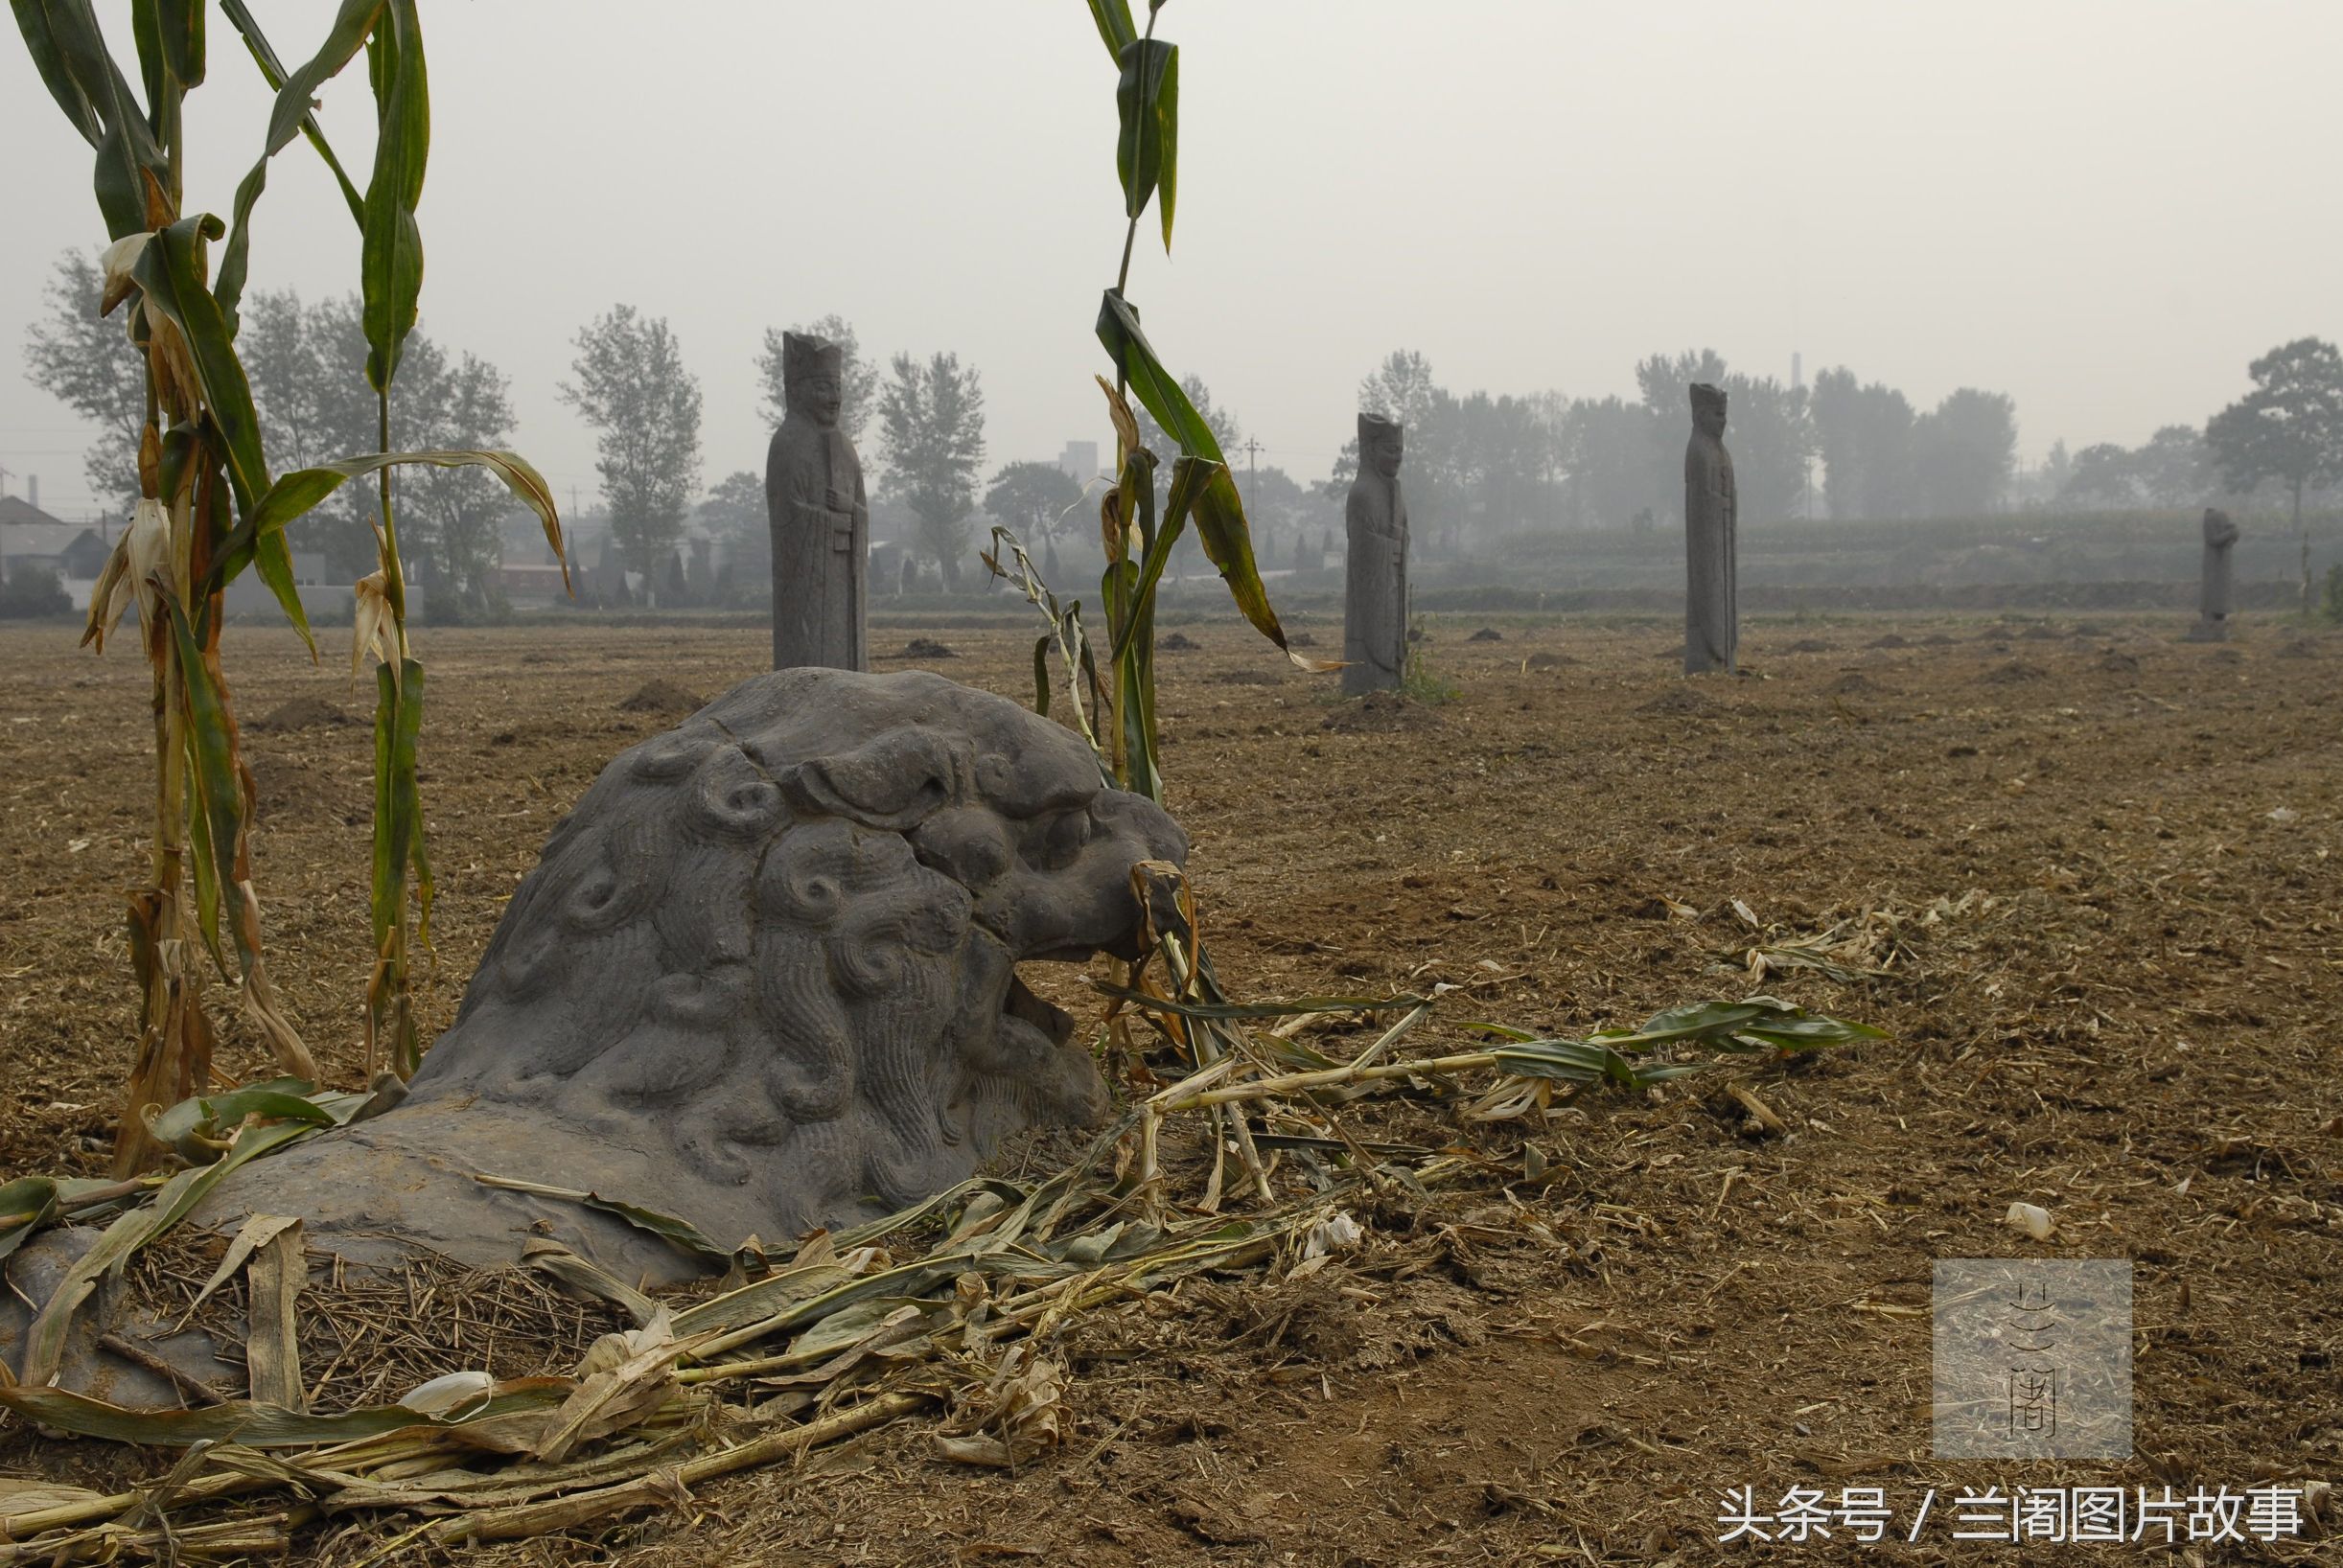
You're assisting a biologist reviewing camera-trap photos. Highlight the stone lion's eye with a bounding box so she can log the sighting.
[1024,808,1090,870]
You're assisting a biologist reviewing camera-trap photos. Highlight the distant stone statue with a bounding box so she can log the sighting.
[2189,507,2239,641]
[766,332,869,672]
[1683,382,1738,675]
[1343,413,1410,695]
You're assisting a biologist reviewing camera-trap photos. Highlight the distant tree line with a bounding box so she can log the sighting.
[27,245,2341,609]
[24,253,522,618]
[1315,348,2020,539]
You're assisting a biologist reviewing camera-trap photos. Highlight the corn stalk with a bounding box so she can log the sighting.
[983,0,1334,807]
[14,0,566,1166]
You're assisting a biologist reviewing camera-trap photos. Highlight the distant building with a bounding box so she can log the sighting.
[1057,441,1101,486]
[221,550,333,619]
[0,495,109,611]
[494,563,574,608]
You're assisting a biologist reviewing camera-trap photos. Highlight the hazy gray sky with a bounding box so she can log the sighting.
[5,1,2338,521]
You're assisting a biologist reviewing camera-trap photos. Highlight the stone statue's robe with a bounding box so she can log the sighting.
[1342,471,1409,695]
[2192,507,2239,640]
[1684,428,1738,674]
[766,416,869,672]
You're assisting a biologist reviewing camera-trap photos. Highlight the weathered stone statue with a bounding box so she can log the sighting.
[4,669,1187,1398]
[1343,413,1410,695]
[2188,507,2239,641]
[766,332,869,671]
[1683,382,1738,675]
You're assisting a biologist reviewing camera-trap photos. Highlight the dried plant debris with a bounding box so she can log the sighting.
[0,955,1874,1558]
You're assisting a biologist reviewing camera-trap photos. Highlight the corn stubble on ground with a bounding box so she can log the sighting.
[1,614,2338,1565]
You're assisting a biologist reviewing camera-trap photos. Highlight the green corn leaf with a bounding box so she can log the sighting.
[360,0,428,393]
[1087,983,1427,1021]
[407,680,434,956]
[214,449,565,599]
[369,658,424,962]
[1154,42,1177,249]
[155,0,202,88]
[1120,584,1161,801]
[180,724,227,973]
[1590,1000,1779,1048]
[1112,451,1211,668]
[158,589,267,991]
[1114,38,1174,224]
[1084,0,1137,64]
[1095,291,1317,666]
[128,217,272,517]
[247,531,312,653]
[12,0,107,145]
[130,0,166,129]
[148,1079,335,1157]
[211,0,371,320]
[472,1174,732,1262]
[13,0,170,237]
[0,1178,62,1263]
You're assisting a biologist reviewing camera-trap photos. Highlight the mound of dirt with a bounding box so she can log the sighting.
[1211,668,1280,685]
[2099,651,2143,675]
[1918,633,1960,647]
[1825,672,1886,696]
[1522,651,1579,671]
[2019,625,2065,641]
[249,697,354,733]
[1469,628,1504,642]
[1983,660,2049,683]
[2277,638,2319,659]
[1637,685,1720,717]
[1320,691,1442,732]
[1289,632,1316,648]
[901,636,958,659]
[616,680,705,715]
[1159,632,1200,652]
[1865,634,1909,650]
[1783,638,1836,654]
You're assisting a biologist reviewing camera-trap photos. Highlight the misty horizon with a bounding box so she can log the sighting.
[5,1,2338,522]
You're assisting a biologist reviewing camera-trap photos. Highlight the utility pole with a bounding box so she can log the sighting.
[1238,437,1265,555]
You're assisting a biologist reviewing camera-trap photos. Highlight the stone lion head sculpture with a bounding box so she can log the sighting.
[189,668,1188,1282]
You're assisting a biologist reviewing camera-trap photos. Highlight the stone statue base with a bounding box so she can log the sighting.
[2184,619,2231,642]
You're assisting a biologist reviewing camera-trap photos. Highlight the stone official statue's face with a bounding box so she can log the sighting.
[1694,398,1728,439]
[1370,429,1403,480]
[795,373,843,427]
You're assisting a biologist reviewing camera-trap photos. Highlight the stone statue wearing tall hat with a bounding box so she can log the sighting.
[765,332,869,672]
[2188,506,2240,641]
[1683,381,1738,675]
[1343,412,1410,696]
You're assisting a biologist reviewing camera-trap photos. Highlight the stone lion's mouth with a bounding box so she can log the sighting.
[1003,969,1077,1047]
